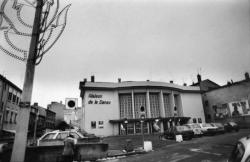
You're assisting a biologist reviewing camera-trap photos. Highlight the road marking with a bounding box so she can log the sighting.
[169,153,191,162]
[190,148,222,156]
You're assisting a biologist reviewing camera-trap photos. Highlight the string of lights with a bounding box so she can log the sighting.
[0,0,70,64]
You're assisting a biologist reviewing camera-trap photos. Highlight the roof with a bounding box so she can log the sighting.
[80,81,201,93]
[0,74,22,92]
[192,79,220,87]
[206,79,250,92]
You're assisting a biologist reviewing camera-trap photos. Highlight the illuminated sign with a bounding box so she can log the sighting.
[88,93,111,105]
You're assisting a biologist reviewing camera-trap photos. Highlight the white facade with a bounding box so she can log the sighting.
[181,93,205,123]
[80,80,205,136]
[83,90,119,136]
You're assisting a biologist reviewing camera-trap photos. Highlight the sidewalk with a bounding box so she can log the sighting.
[103,133,177,157]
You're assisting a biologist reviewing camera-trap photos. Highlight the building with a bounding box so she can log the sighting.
[47,101,65,126]
[0,75,56,137]
[47,101,81,128]
[192,74,221,92]
[191,74,221,122]
[79,76,205,136]
[29,103,56,136]
[203,73,250,123]
[0,75,21,134]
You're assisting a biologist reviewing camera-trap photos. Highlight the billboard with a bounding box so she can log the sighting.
[228,100,250,116]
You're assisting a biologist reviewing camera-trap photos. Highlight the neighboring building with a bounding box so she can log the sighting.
[47,101,80,128]
[47,101,65,126]
[79,76,205,136]
[46,108,56,129]
[29,103,55,136]
[203,73,250,123]
[64,107,82,128]
[192,74,221,92]
[0,75,21,134]
[192,74,221,122]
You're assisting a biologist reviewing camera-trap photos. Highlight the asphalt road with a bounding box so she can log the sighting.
[102,129,250,162]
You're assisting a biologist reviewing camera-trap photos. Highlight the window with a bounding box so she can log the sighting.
[163,94,171,117]
[12,94,16,104]
[10,112,13,123]
[8,92,12,102]
[70,132,80,139]
[14,114,17,123]
[5,110,9,122]
[134,94,147,118]
[204,100,209,107]
[98,121,104,128]
[0,102,3,111]
[213,105,217,113]
[198,118,202,123]
[149,93,160,118]
[56,133,68,140]
[193,118,197,123]
[91,121,96,129]
[119,94,133,119]
[42,133,56,140]
[16,97,19,105]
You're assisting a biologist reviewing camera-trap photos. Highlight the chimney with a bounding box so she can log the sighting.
[170,80,174,83]
[83,78,87,82]
[34,102,38,107]
[91,75,95,82]
[245,72,250,80]
[197,74,202,83]
[118,78,121,83]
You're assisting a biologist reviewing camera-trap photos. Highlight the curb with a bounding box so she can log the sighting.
[107,150,146,158]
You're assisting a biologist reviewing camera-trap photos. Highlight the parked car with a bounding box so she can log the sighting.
[199,123,218,136]
[211,123,225,134]
[224,122,240,132]
[163,125,194,140]
[228,136,250,162]
[184,123,203,137]
[37,130,101,146]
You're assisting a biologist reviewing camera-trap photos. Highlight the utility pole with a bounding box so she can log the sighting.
[10,0,43,161]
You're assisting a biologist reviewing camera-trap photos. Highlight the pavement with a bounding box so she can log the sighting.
[100,129,250,162]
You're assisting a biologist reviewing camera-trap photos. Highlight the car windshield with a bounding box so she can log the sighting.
[202,123,213,127]
[176,126,190,131]
[193,124,201,128]
[229,122,237,126]
[56,132,68,140]
[213,123,223,127]
[42,133,56,140]
[229,142,245,162]
[185,125,194,129]
[70,132,81,139]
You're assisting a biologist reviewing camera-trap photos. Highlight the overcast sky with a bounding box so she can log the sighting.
[1,0,250,107]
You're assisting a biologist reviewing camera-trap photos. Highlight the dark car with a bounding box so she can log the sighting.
[224,122,240,132]
[164,125,194,140]
[211,123,225,134]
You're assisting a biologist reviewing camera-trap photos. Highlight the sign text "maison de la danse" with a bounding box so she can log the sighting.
[88,94,111,104]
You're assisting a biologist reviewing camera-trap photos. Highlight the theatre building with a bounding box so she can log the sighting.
[79,77,205,136]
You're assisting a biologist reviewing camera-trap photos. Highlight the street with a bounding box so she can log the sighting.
[102,129,250,162]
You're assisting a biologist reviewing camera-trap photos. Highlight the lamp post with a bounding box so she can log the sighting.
[33,108,39,145]
[124,119,128,135]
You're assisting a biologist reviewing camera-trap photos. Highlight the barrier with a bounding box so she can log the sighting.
[143,141,152,152]
[0,143,108,162]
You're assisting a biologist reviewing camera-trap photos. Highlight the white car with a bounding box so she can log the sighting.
[185,123,203,136]
[199,123,218,135]
[229,136,250,162]
[37,130,86,146]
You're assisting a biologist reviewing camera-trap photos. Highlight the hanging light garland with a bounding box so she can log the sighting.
[0,0,71,64]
